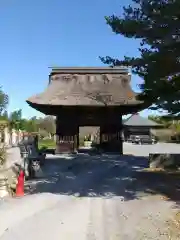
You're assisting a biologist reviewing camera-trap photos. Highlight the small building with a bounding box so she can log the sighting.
[123,114,162,141]
[27,67,145,154]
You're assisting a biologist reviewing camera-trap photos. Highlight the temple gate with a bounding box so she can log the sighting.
[27,67,144,154]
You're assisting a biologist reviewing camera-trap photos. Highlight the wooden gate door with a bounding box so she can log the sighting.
[100,124,123,154]
[56,124,79,154]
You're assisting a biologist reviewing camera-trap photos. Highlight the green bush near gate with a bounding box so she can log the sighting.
[38,137,88,149]
[38,139,56,150]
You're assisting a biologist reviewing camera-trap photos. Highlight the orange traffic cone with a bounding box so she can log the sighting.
[16,170,25,197]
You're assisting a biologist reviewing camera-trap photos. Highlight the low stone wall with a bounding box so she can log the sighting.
[149,154,180,169]
[0,167,20,198]
[0,127,31,147]
[0,147,23,197]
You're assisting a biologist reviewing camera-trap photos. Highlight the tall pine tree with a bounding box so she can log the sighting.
[101,0,180,116]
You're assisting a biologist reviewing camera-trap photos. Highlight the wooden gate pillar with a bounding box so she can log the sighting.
[55,116,79,154]
[100,124,123,154]
[55,125,79,154]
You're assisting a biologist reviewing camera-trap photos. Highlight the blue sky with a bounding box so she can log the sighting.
[0,0,159,119]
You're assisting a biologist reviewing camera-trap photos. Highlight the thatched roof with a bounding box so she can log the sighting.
[50,66,129,74]
[27,67,142,111]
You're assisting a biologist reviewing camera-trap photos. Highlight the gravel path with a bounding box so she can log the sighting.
[0,195,176,240]
[0,144,180,239]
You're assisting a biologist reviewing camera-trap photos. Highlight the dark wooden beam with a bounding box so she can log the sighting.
[100,116,123,154]
[55,116,79,154]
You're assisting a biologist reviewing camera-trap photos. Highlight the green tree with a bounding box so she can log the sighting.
[0,110,8,121]
[37,116,55,135]
[25,117,38,133]
[18,118,29,131]
[9,109,22,130]
[101,0,180,115]
[0,87,8,116]
[148,115,171,128]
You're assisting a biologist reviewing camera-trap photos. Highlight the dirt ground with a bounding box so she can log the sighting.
[1,143,180,239]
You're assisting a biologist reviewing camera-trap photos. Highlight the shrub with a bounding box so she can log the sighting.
[38,139,56,149]
[0,147,6,166]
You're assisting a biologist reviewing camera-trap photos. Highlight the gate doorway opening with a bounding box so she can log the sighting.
[79,126,100,149]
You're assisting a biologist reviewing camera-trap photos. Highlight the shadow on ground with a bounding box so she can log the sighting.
[26,151,180,203]
[133,170,180,202]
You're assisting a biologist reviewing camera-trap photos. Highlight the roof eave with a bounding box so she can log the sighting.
[26,100,144,115]
[49,66,129,75]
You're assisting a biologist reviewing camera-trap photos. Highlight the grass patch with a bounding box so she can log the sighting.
[38,139,56,150]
